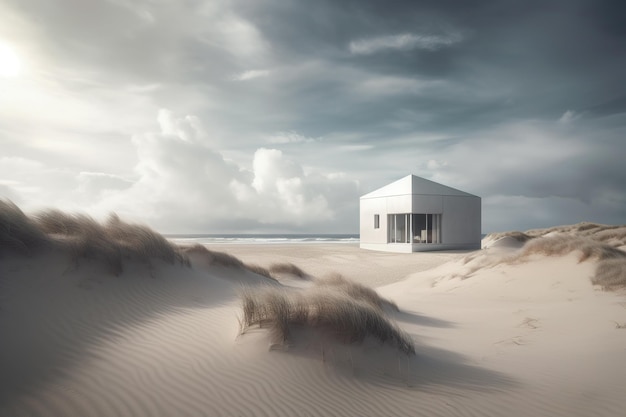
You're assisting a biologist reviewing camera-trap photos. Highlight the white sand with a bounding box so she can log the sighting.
[1,240,626,417]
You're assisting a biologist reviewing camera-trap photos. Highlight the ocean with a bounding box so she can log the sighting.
[165,234,360,245]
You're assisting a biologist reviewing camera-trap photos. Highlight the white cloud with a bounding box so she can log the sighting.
[349,32,462,55]
[426,159,448,170]
[251,148,303,193]
[0,156,77,210]
[3,109,351,232]
[78,111,359,232]
[156,109,201,142]
[213,15,267,58]
[76,172,133,197]
[338,144,374,152]
[267,131,315,144]
[558,110,579,124]
[233,69,270,81]
[0,156,44,172]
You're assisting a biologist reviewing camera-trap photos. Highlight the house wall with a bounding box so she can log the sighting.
[359,196,388,245]
[411,194,443,213]
[385,194,412,214]
[441,195,481,247]
[360,194,412,244]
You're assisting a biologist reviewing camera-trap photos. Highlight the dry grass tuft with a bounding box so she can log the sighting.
[105,213,188,266]
[519,235,626,263]
[182,244,276,280]
[593,258,626,290]
[521,222,626,247]
[1,200,187,274]
[0,199,48,255]
[594,227,626,246]
[315,273,399,311]
[245,263,276,281]
[269,262,309,279]
[239,285,414,355]
[484,230,532,243]
[34,209,188,275]
[514,236,626,292]
[575,222,603,232]
[182,244,244,268]
[209,250,245,268]
[466,231,626,290]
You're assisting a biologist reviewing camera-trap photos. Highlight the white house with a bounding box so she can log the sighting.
[359,175,481,252]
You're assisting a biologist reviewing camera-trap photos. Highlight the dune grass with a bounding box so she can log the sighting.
[462,230,626,291]
[239,284,414,355]
[268,262,309,279]
[487,222,626,249]
[592,258,626,290]
[315,273,399,311]
[105,213,187,266]
[483,234,626,291]
[513,235,626,290]
[0,200,48,255]
[34,210,188,275]
[182,243,276,280]
[183,244,244,267]
[245,264,275,280]
[484,231,532,244]
[1,200,188,274]
[518,235,626,262]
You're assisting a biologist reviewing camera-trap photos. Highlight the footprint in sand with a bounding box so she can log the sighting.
[518,317,539,329]
[494,336,525,346]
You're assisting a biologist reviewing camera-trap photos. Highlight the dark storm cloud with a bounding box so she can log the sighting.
[12,0,623,138]
[583,96,626,118]
[232,0,626,133]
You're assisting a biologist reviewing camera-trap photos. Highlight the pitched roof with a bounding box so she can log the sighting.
[360,175,478,199]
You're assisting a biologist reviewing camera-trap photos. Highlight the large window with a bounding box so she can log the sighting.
[388,213,441,244]
[388,214,408,243]
[412,214,441,243]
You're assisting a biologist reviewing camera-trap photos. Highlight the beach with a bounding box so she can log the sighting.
[2,207,626,417]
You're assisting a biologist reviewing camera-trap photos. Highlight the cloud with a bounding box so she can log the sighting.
[426,121,589,198]
[426,159,448,170]
[558,110,579,124]
[483,193,626,233]
[251,148,302,193]
[91,110,359,233]
[349,32,462,55]
[0,157,54,199]
[0,109,360,233]
[338,145,374,152]
[406,119,626,232]
[76,172,133,198]
[156,109,202,141]
[233,69,270,81]
[0,182,22,203]
[1,0,625,234]
[354,75,444,96]
[266,131,315,144]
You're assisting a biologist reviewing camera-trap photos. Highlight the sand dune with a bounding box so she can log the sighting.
[2,202,626,416]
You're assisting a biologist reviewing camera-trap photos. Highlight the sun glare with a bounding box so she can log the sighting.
[0,42,21,77]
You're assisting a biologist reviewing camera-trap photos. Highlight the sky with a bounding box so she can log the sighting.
[1,0,625,234]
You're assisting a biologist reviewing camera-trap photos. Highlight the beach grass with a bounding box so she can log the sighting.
[239,282,414,355]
